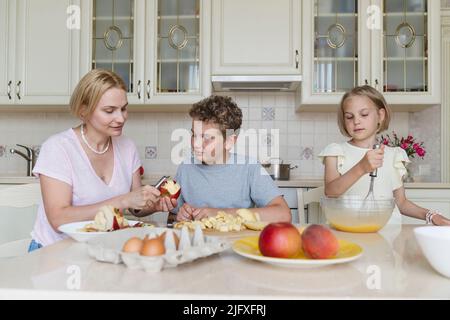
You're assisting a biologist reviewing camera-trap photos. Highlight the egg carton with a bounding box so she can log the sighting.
[86,226,230,272]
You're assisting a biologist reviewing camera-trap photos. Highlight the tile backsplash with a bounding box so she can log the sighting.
[0,92,441,181]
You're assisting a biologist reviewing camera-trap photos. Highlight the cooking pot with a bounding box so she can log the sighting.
[262,160,298,180]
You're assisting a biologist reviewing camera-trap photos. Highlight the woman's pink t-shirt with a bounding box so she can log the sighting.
[31,129,142,246]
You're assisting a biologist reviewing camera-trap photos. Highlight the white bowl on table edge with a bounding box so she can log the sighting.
[414,226,450,278]
[58,220,145,242]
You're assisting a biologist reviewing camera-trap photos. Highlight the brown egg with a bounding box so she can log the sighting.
[159,231,180,250]
[140,237,166,256]
[122,237,144,253]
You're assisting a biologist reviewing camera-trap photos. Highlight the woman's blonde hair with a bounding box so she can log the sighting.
[338,85,392,137]
[70,69,127,120]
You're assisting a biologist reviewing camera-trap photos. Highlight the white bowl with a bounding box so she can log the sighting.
[414,226,450,278]
[58,220,144,242]
[321,196,395,233]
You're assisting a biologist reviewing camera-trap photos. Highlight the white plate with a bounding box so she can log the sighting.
[232,237,363,269]
[58,220,145,242]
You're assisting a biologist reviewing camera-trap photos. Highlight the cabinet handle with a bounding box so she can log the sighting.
[7,81,12,100]
[146,80,151,99]
[16,81,21,100]
[137,80,142,99]
[375,79,379,91]
[295,50,299,69]
[365,79,369,86]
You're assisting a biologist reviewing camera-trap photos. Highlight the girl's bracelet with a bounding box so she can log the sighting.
[425,209,441,225]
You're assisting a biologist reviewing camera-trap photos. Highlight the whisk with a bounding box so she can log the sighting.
[360,144,381,214]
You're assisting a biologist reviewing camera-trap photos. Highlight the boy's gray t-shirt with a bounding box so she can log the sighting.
[172,153,282,213]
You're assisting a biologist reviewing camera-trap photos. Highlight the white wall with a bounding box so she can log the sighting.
[1,91,434,180]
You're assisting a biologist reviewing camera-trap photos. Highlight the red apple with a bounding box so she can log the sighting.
[301,225,339,259]
[159,179,181,200]
[258,222,302,258]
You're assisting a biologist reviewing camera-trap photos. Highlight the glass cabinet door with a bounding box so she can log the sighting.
[157,0,200,94]
[314,0,359,93]
[92,0,135,93]
[383,0,428,93]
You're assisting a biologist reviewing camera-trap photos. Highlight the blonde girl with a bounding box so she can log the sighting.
[318,85,450,226]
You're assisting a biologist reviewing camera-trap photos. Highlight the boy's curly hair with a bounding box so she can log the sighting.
[189,95,243,135]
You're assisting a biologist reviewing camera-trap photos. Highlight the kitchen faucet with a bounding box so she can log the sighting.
[10,144,36,177]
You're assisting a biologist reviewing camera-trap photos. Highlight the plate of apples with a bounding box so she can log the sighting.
[232,223,363,268]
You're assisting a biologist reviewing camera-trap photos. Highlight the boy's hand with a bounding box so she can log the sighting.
[191,208,214,221]
[359,144,385,174]
[177,203,197,221]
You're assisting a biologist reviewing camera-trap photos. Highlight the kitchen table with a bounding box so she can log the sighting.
[0,225,448,299]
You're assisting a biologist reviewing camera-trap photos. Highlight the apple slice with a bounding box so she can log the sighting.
[159,179,181,200]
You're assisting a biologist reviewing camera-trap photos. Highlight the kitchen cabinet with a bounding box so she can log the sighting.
[0,0,81,106]
[401,188,450,224]
[442,9,450,183]
[299,0,441,110]
[83,0,211,106]
[211,0,301,75]
[0,0,11,105]
[279,187,300,224]
[0,183,38,246]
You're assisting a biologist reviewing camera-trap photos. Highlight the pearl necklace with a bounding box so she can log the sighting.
[80,124,110,155]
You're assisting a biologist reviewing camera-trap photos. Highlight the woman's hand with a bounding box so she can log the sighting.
[358,144,385,174]
[152,197,178,213]
[122,185,160,209]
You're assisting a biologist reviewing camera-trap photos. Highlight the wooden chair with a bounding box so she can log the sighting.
[0,183,41,258]
[296,186,324,224]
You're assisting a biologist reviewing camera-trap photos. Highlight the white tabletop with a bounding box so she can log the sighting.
[0,225,449,299]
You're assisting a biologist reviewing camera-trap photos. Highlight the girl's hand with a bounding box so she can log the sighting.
[123,185,160,209]
[358,144,385,174]
[433,214,450,226]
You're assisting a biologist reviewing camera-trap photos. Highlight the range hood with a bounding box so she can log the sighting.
[212,75,302,92]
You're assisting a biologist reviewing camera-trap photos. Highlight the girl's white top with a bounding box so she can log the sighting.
[318,142,410,199]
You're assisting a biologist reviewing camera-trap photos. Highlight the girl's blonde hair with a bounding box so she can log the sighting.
[338,85,392,137]
[70,69,127,120]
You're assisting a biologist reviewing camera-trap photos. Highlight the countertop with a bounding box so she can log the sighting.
[1,174,450,189]
[0,225,449,299]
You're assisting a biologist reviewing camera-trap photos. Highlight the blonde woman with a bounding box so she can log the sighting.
[29,69,176,251]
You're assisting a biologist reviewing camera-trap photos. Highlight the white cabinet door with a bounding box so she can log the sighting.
[300,0,367,107]
[145,0,211,105]
[299,0,440,110]
[87,0,146,105]
[0,0,13,105]
[212,0,301,75]
[14,0,80,105]
[371,0,441,106]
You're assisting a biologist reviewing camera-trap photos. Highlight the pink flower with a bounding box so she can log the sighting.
[400,143,408,150]
[417,148,426,158]
[382,138,389,145]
